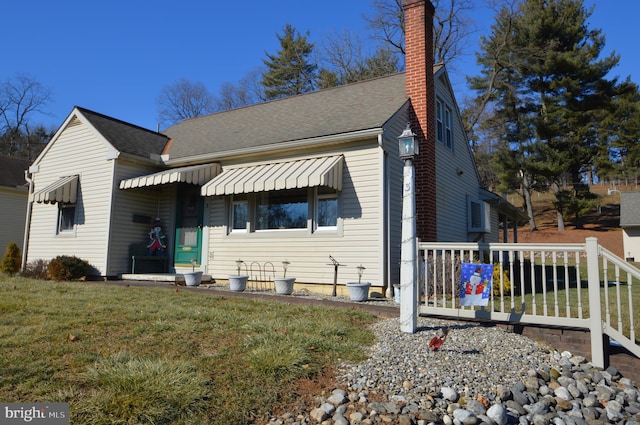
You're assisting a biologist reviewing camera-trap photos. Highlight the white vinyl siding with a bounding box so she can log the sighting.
[623,227,640,261]
[203,142,388,288]
[0,188,27,252]
[27,119,115,274]
[380,109,411,288]
[433,71,484,242]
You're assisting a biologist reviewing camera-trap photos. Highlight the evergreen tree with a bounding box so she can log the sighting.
[469,0,625,231]
[261,24,317,100]
[597,78,640,184]
[515,0,620,230]
[0,242,21,276]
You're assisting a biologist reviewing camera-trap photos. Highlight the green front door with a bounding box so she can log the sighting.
[174,184,204,267]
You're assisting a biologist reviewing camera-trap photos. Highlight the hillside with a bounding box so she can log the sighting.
[509,183,627,258]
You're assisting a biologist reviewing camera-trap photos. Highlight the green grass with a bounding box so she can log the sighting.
[0,277,377,424]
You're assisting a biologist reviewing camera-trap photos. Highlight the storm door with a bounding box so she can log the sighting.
[174,184,204,267]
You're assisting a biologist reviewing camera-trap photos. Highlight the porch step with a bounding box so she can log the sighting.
[121,273,212,283]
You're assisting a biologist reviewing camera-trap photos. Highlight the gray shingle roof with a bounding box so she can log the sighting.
[0,156,29,188]
[620,192,640,227]
[163,73,409,160]
[77,107,170,158]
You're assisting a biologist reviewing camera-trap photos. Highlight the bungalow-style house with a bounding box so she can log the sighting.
[0,156,29,254]
[620,192,640,262]
[22,0,525,293]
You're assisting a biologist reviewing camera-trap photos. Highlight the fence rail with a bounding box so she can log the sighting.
[418,237,639,367]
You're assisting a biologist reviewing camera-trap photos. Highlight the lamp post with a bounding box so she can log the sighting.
[398,124,418,334]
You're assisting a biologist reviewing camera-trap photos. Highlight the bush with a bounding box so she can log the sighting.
[22,259,50,280]
[48,255,91,281]
[0,242,21,276]
[492,263,512,296]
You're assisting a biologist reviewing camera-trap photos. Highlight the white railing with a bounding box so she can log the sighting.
[418,237,639,368]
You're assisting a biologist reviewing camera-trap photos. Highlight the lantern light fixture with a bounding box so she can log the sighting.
[398,123,418,160]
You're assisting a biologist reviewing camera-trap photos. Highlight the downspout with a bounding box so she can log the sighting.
[21,169,34,270]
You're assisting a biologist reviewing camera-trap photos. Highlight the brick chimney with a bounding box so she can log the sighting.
[403,0,437,241]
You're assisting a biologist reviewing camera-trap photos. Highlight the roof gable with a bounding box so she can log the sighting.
[33,107,171,167]
[76,107,170,158]
[163,73,409,160]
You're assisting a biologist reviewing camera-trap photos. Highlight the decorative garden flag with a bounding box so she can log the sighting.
[460,263,493,306]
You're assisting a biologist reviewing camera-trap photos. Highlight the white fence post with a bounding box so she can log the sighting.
[400,161,417,333]
[586,237,605,368]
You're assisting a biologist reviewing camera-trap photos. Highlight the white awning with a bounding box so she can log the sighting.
[34,175,79,204]
[119,163,221,189]
[201,155,343,196]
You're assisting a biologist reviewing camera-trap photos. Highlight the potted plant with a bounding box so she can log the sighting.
[274,260,295,295]
[183,258,203,286]
[346,264,370,302]
[228,259,249,292]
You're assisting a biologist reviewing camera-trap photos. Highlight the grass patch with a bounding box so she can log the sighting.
[0,278,377,424]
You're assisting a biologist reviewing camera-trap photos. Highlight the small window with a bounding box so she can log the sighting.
[444,107,453,149]
[436,99,444,143]
[57,203,76,234]
[230,195,249,233]
[316,188,338,230]
[468,197,490,233]
[436,97,454,150]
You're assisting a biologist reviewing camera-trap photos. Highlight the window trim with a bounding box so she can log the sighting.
[57,203,77,235]
[467,197,491,233]
[230,196,249,233]
[314,189,339,232]
[227,188,341,236]
[436,97,454,151]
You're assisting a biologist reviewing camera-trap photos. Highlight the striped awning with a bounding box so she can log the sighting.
[34,175,79,204]
[201,155,343,196]
[119,163,221,189]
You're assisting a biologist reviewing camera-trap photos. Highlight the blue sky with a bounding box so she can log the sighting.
[3,1,638,132]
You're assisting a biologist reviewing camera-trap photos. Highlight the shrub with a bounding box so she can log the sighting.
[48,255,91,281]
[492,263,512,296]
[22,259,50,280]
[0,242,21,276]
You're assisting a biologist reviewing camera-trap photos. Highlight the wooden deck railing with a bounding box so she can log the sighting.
[418,237,639,368]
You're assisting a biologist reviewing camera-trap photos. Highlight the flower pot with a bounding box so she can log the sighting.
[346,282,371,302]
[228,275,249,292]
[274,277,296,295]
[183,271,203,286]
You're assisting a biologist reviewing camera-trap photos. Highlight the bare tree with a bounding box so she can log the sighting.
[214,69,267,112]
[320,29,368,84]
[365,0,477,67]
[157,79,215,128]
[365,0,406,56]
[318,29,400,86]
[0,73,53,159]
